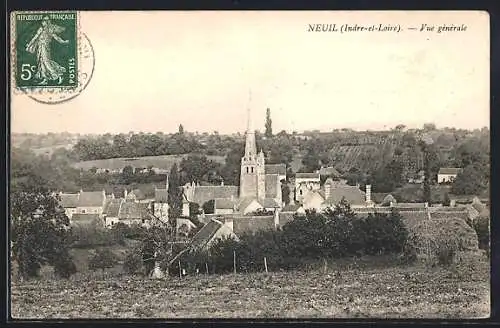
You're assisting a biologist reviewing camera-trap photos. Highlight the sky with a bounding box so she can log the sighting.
[11,11,490,134]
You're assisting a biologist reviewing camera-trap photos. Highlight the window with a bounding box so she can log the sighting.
[246,167,249,173]
[251,167,254,173]
[81,209,86,214]
[299,189,303,196]
[111,221,114,226]
[142,219,145,224]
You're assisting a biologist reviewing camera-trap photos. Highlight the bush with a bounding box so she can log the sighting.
[473,216,490,251]
[71,223,122,248]
[436,243,456,266]
[123,250,143,275]
[52,255,77,279]
[88,248,118,275]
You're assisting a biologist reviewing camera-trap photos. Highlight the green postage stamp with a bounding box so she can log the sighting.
[14,12,78,89]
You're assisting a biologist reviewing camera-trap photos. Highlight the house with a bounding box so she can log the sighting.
[299,179,370,210]
[317,166,341,179]
[264,164,287,182]
[59,192,79,219]
[124,188,151,204]
[153,187,169,222]
[75,190,107,216]
[71,213,102,226]
[214,198,236,215]
[189,218,238,251]
[294,173,321,202]
[118,202,151,226]
[437,168,462,184]
[103,198,124,227]
[182,182,239,216]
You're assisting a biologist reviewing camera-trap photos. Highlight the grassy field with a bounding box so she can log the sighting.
[11,253,489,319]
[72,154,226,171]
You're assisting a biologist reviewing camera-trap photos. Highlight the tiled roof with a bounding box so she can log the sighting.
[394,202,426,208]
[191,186,239,205]
[318,167,341,177]
[265,174,280,198]
[214,198,236,210]
[60,193,79,208]
[78,191,105,207]
[295,172,320,180]
[265,164,287,176]
[103,198,123,217]
[472,202,487,214]
[262,198,280,208]
[438,167,462,175]
[118,202,149,220]
[232,215,275,235]
[237,197,259,212]
[323,186,366,206]
[155,188,168,202]
[190,219,223,249]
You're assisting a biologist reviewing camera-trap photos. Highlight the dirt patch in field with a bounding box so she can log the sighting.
[11,255,489,319]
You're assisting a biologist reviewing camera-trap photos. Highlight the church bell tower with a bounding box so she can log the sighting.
[240,93,265,199]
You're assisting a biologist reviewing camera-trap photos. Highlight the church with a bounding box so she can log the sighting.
[181,107,286,216]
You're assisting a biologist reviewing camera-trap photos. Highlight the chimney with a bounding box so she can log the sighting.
[221,180,224,186]
[365,185,371,203]
[324,183,331,200]
[450,199,456,207]
[389,201,394,207]
[124,189,128,198]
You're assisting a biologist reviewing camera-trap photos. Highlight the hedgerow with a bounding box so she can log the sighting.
[173,199,409,274]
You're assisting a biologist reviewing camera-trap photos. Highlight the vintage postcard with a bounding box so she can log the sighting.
[9,11,490,319]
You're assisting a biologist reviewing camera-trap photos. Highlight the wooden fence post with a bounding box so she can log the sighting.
[205,262,209,275]
[178,260,182,279]
[264,257,268,273]
[233,250,237,274]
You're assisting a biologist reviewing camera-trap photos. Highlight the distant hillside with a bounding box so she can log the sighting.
[73,154,226,171]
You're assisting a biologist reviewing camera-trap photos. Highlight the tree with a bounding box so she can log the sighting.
[265,108,273,138]
[423,123,436,131]
[167,163,183,219]
[180,154,221,185]
[178,124,184,135]
[11,190,76,280]
[281,183,291,205]
[189,202,201,218]
[88,248,118,277]
[202,200,215,214]
[451,164,488,195]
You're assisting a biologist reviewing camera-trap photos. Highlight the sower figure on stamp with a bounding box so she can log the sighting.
[25,16,69,85]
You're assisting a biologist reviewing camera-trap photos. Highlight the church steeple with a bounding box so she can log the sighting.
[240,90,266,200]
[244,91,257,159]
